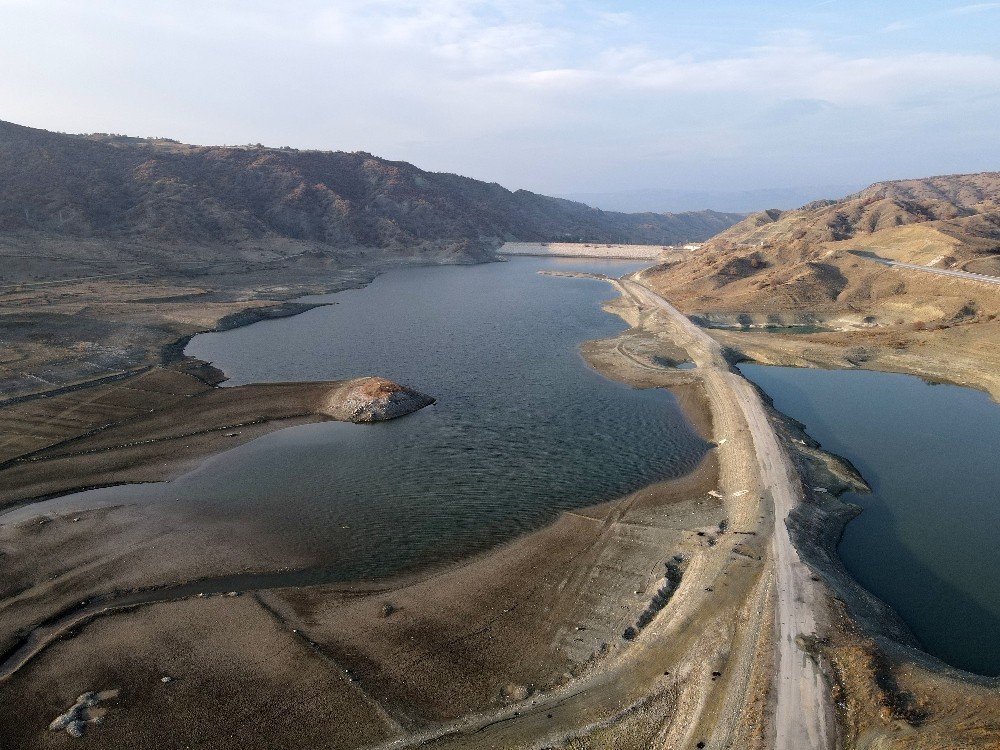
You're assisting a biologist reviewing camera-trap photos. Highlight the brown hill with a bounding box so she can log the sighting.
[643,172,1000,401]
[706,172,999,252]
[647,172,1000,316]
[0,120,740,260]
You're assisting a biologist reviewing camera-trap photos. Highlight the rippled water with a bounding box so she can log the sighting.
[22,258,709,582]
[740,364,1000,676]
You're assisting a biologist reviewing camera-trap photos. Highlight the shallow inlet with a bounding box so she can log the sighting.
[18,258,709,584]
[740,364,1000,676]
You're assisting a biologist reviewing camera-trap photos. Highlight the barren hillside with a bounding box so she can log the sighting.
[643,172,1000,401]
[0,120,740,260]
[0,120,741,396]
[646,172,999,318]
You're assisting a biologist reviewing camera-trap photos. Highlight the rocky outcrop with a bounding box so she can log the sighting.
[49,689,118,738]
[320,377,434,423]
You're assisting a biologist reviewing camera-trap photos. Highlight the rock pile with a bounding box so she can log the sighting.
[49,689,118,738]
[321,377,434,423]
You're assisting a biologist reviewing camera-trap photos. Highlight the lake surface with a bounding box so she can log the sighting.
[740,364,1000,676]
[15,258,709,584]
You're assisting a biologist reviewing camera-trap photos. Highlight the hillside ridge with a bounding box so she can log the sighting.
[0,120,740,258]
[709,172,999,251]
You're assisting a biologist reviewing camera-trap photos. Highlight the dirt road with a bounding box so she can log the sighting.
[0,269,833,750]
[852,250,1000,286]
[623,277,834,750]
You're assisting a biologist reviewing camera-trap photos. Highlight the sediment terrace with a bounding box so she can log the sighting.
[0,258,798,748]
[499,241,667,260]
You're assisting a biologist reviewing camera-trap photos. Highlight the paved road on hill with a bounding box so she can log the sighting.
[623,278,834,750]
[852,252,1000,286]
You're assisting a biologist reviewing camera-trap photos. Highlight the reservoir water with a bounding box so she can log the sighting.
[740,364,1000,676]
[18,258,709,583]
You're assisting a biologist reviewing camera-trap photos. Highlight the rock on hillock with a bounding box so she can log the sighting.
[321,377,434,423]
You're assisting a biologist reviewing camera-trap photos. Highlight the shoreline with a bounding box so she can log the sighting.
[0,258,719,693]
[3,253,998,746]
[586,268,1000,742]
[0,254,487,508]
[743,366,1000,685]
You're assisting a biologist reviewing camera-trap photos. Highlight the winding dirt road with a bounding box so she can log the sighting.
[623,277,834,750]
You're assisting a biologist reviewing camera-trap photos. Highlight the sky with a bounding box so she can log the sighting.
[1,0,998,198]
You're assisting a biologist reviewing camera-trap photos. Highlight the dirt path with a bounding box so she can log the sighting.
[0,266,148,292]
[853,250,1000,285]
[623,277,834,750]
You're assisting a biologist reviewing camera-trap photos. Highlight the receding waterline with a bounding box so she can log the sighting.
[740,364,1000,676]
[17,258,710,586]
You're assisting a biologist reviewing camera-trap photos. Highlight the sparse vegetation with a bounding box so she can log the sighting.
[0,120,741,255]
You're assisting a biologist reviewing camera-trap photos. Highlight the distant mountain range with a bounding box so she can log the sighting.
[563,185,864,214]
[0,121,742,260]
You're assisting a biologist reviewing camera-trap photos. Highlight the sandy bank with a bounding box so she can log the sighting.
[0,266,751,749]
[0,373,432,509]
[500,241,667,260]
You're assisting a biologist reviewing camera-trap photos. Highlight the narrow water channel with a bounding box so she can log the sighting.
[740,364,1000,676]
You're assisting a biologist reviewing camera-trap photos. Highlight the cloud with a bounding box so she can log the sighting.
[0,0,997,193]
[883,3,1000,33]
[497,41,1000,110]
[307,0,567,69]
[949,2,1000,14]
[596,11,632,27]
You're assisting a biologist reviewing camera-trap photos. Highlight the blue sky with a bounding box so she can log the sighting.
[1,1,997,196]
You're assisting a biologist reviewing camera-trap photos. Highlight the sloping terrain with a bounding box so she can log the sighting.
[643,173,1000,400]
[645,172,1000,331]
[0,120,739,258]
[706,172,999,251]
[642,173,1000,748]
[0,119,741,396]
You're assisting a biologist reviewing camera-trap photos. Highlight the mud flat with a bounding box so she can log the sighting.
[0,257,733,749]
[0,453,724,749]
[0,374,432,508]
[6,253,998,749]
[0,265,783,748]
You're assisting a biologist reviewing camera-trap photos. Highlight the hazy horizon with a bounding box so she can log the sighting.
[561,183,867,213]
[2,1,997,198]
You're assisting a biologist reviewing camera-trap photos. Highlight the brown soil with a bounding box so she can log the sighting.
[0,379,726,749]
[0,370,430,508]
[0,595,399,749]
[4,199,998,748]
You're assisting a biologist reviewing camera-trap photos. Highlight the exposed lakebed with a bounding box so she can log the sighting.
[740,364,1000,676]
[18,258,710,584]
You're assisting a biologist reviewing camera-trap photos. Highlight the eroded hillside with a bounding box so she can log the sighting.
[643,172,1000,397]
[0,119,743,396]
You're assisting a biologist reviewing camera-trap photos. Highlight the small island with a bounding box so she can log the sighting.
[322,376,435,423]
